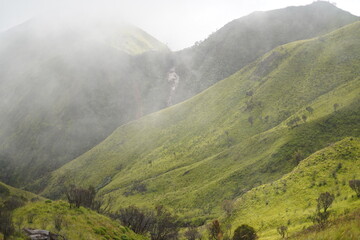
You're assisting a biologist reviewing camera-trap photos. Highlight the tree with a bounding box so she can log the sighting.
[208,220,223,240]
[276,225,287,238]
[65,185,96,209]
[349,179,360,197]
[311,192,335,227]
[115,205,179,239]
[116,206,155,235]
[0,208,14,240]
[232,225,257,240]
[151,205,179,240]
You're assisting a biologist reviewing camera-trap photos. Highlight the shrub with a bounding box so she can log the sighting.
[232,225,257,240]
[65,185,96,209]
[208,220,223,240]
[310,192,335,227]
[349,179,360,197]
[115,206,155,234]
[3,196,25,211]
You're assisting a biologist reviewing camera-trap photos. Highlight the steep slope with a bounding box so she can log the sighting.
[43,22,360,221]
[173,1,359,103]
[227,137,360,239]
[0,17,171,187]
[1,2,358,190]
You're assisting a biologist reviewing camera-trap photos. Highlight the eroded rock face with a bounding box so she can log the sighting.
[167,67,180,106]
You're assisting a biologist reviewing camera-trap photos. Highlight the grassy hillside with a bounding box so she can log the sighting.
[173,1,359,103]
[11,200,146,240]
[227,137,360,239]
[1,2,357,191]
[42,21,360,223]
[0,182,145,240]
[0,181,42,204]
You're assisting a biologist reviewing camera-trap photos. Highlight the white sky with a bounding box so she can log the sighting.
[0,0,359,50]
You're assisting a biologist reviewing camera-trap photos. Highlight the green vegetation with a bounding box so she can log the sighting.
[228,137,360,239]
[11,200,147,240]
[232,225,257,240]
[174,1,359,103]
[0,181,42,204]
[0,2,358,191]
[42,21,360,227]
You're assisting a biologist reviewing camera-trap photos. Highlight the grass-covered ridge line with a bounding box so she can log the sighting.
[12,200,146,240]
[43,22,360,221]
[228,137,360,239]
[0,181,43,203]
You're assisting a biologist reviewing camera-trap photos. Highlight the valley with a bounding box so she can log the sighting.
[0,1,359,240]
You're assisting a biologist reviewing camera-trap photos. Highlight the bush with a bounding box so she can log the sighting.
[208,220,223,240]
[349,179,360,197]
[3,196,26,211]
[232,225,257,240]
[65,185,96,209]
[310,192,335,227]
[115,206,155,234]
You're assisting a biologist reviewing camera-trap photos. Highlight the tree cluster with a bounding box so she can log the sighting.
[65,185,96,209]
[114,205,180,240]
[349,179,360,197]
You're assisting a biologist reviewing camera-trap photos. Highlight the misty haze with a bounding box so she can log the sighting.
[0,1,360,240]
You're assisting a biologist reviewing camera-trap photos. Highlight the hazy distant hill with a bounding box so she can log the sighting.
[0,17,171,186]
[173,1,359,103]
[43,21,360,223]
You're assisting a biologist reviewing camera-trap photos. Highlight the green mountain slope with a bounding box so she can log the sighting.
[173,1,359,103]
[227,137,360,239]
[0,18,172,188]
[0,181,42,204]
[1,2,358,191]
[0,181,146,240]
[43,22,360,222]
[12,200,146,240]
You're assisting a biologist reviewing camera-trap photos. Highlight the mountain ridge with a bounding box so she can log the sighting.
[42,22,360,221]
